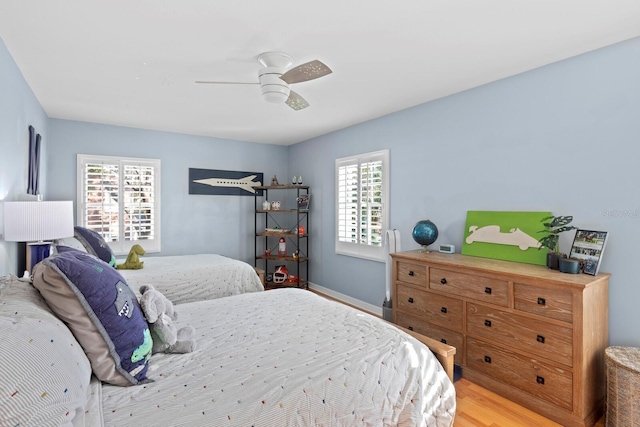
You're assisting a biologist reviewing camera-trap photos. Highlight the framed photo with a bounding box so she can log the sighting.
[569,230,609,275]
[297,194,310,210]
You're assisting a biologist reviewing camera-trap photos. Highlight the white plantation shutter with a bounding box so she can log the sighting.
[336,150,389,261]
[77,155,161,254]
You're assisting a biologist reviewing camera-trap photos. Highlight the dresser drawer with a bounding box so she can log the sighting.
[396,261,428,287]
[430,268,509,307]
[396,312,464,365]
[514,283,573,323]
[466,338,573,410]
[396,284,463,331]
[466,303,573,367]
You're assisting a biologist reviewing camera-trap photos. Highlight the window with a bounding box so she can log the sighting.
[335,149,389,262]
[77,154,161,255]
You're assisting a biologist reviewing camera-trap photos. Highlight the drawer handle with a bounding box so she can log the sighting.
[484,356,491,364]
[408,270,415,276]
[408,326,414,331]
[537,297,546,306]
[408,297,414,304]
[484,319,492,327]
[484,287,492,294]
[536,376,545,385]
[440,338,447,344]
[440,278,447,285]
[537,335,545,344]
[441,307,447,314]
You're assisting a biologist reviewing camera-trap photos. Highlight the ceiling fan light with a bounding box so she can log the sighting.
[259,68,290,103]
[262,89,290,103]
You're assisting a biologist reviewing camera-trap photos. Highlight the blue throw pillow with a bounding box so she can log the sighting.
[74,226,117,267]
[32,251,153,386]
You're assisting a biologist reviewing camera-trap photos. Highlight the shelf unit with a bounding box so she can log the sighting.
[254,185,309,289]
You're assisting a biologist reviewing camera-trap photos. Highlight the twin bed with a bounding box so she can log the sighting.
[0,243,456,426]
[117,253,264,303]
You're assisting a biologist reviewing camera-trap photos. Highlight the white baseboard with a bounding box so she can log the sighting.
[307,282,383,317]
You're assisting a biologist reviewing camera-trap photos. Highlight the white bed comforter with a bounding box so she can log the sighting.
[100,289,456,427]
[117,254,264,304]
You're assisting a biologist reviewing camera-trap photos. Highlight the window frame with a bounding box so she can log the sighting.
[335,149,389,262]
[76,154,161,255]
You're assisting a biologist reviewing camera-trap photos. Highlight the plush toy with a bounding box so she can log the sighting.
[139,284,196,354]
[117,244,146,270]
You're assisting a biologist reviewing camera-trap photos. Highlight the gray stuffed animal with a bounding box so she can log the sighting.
[139,284,196,354]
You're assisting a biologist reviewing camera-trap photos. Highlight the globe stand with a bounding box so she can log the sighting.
[420,245,431,253]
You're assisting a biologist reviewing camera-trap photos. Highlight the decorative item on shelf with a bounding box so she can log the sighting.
[297,225,305,236]
[288,275,298,284]
[297,176,303,185]
[558,257,581,274]
[271,201,281,210]
[264,249,271,257]
[270,175,279,186]
[262,200,271,210]
[569,229,608,275]
[297,194,310,210]
[266,272,273,282]
[537,215,577,270]
[292,176,297,185]
[273,265,288,284]
[278,237,287,257]
[265,227,285,233]
[412,219,438,252]
[292,249,299,260]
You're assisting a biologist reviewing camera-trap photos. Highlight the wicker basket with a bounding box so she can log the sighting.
[605,346,640,427]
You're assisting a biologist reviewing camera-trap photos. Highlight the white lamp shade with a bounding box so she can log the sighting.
[3,200,74,242]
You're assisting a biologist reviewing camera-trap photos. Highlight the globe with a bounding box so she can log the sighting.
[412,220,438,251]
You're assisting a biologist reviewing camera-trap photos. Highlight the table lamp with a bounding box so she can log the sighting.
[3,200,74,276]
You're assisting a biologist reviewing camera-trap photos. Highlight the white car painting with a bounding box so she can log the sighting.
[465,225,541,251]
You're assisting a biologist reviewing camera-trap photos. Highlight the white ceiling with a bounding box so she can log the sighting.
[1,1,640,146]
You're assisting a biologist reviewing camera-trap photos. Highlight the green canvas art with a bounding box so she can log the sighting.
[462,211,551,265]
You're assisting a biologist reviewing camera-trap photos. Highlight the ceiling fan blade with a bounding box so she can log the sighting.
[286,90,310,111]
[195,81,259,85]
[280,60,332,84]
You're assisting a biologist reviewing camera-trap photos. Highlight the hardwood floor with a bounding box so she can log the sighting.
[454,378,605,427]
[309,288,606,427]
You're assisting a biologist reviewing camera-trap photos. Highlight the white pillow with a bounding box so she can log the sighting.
[52,236,88,253]
[0,277,93,426]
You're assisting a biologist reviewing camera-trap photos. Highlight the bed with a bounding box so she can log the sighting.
[1,269,457,427]
[116,254,264,303]
[55,227,264,303]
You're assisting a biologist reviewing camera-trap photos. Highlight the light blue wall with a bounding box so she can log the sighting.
[290,36,640,347]
[3,31,640,347]
[47,119,288,264]
[0,37,49,275]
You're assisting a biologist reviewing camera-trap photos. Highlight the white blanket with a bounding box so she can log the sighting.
[117,254,264,304]
[100,289,456,427]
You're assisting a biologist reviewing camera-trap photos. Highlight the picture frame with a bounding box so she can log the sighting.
[297,194,310,210]
[569,229,609,275]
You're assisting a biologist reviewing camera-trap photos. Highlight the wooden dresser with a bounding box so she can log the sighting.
[391,250,610,427]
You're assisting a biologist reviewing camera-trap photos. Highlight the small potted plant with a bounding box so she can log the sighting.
[538,215,577,270]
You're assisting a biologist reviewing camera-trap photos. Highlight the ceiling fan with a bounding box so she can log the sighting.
[196,52,332,111]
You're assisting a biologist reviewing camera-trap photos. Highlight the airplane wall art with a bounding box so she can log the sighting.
[189,168,263,196]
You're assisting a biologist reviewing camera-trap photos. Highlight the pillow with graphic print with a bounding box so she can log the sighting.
[74,226,116,266]
[52,244,85,256]
[32,250,152,386]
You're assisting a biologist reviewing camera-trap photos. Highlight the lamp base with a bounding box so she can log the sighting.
[26,241,52,274]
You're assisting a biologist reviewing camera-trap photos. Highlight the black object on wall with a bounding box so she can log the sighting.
[27,126,41,195]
